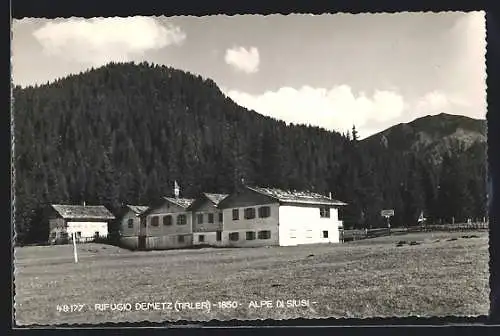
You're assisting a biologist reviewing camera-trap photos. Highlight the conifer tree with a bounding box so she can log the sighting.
[11,62,487,244]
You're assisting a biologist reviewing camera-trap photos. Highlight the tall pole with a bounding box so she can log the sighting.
[386,215,391,235]
[72,231,78,263]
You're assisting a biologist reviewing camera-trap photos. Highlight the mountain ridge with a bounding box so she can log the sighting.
[362,112,486,165]
[12,62,488,244]
[15,62,486,144]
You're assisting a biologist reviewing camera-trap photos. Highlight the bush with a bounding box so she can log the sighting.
[94,235,120,246]
[55,237,69,245]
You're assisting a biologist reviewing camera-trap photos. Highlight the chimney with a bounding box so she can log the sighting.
[329,192,332,199]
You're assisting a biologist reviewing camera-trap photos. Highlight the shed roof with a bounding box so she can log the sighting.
[186,192,229,211]
[139,196,195,217]
[247,186,348,206]
[203,193,229,206]
[50,204,116,220]
[163,197,195,209]
[125,205,149,215]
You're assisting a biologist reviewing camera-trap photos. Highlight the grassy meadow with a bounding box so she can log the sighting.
[14,230,489,325]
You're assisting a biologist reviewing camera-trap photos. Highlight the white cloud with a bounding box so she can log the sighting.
[224,46,260,74]
[413,90,473,118]
[445,11,486,119]
[224,86,473,139]
[225,85,406,138]
[33,17,186,66]
[414,91,450,115]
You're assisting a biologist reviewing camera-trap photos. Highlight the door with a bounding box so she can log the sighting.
[139,217,147,236]
[138,235,146,250]
[138,217,147,249]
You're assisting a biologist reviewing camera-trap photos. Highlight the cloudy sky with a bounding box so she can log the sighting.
[12,12,486,138]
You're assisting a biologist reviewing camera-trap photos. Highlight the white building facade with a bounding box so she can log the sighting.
[113,186,346,250]
[136,197,195,250]
[47,204,115,244]
[278,204,341,246]
[119,205,149,249]
[219,186,346,247]
[187,193,228,247]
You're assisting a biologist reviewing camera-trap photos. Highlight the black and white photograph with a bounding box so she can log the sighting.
[12,12,489,326]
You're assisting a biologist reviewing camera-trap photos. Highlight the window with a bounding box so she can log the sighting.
[50,232,57,239]
[232,209,239,220]
[320,207,330,218]
[216,231,222,241]
[163,215,172,226]
[178,235,185,243]
[306,230,313,238]
[323,230,329,238]
[258,230,271,240]
[151,216,159,226]
[197,214,204,224]
[258,206,271,218]
[76,231,82,238]
[177,214,187,225]
[229,232,239,241]
[218,213,223,222]
[244,208,256,219]
[94,232,100,238]
[289,229,297,239]
[246,231,256,240]
[199,235,205,243]
[127,218,134,228]
[208,213,214,224]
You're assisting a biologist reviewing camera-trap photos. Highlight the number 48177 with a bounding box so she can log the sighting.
[56,304,85,313]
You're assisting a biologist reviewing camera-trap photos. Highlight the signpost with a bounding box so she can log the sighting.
[72,231,79,263]
[381,209,395,234]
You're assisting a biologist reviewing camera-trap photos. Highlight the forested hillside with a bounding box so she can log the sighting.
[12,62,488,244]
[363,113,487,165]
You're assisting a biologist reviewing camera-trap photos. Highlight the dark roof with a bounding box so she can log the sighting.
[50,204,116,220]
[247,186,348,206]
[163,197,195,209]
[125,205,149,215]
[139,197,195,217]
[186,192,229,211]
[203,193,229,206]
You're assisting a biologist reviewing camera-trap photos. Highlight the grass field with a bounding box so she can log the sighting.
[14,230,489,325]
